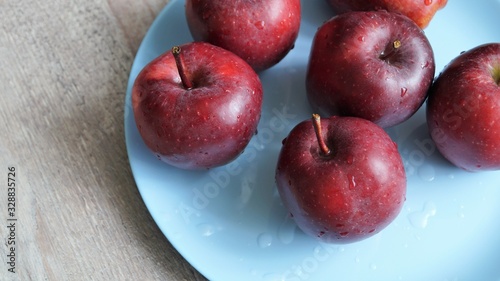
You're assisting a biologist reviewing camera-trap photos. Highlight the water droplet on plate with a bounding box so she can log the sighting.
[257,233,273,248]
[370,263,377,270]
[418,164,435,181]
[408,202,437,228]
[457,205,465,218]
[197,223,215,237]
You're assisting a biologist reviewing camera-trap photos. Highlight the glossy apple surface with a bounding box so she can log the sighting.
[325,0,447,28]
[276,115,406,243]
[185,0,301,72]
[426,43,500,172]
[132,42,263,170]
[306,10,435,128]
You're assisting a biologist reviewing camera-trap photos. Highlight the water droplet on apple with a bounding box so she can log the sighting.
[400,87,408,97]
[257,233,273,248]
[202,11,212,20]
[339,231,349,237]
[346,155,354,164]
[421,61,430,69]
[254,21,265,30]
[424,0,433,6]
[357,36,365,42]
[348,176,356,190]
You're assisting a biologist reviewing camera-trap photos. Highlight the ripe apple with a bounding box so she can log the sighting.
[325,0,447,29]
[426,43,500,172]
[185,0,301,72]
[132,42,263,170]
[275,114,406,243]
[306,10,435,128]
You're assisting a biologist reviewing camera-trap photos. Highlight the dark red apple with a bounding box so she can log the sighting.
[325,0,447,29]
[306,10,435,128]
[426,43,500,172]
[185,0,301,72]
[132,42,263,170]
[275,114,406,243]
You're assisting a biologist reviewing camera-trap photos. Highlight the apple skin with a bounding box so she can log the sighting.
[325,0,447,29]
[306,10,435,128]
[185,0,301,72]
[132,42,263,170]
[426,43,500,172]
[275,115,406,243]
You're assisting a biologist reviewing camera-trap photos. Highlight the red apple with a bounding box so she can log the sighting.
[275,114,406,243]
[132,42,263,170]
[325,0,447,29]
[185,0,301,72]
[426,43,500,172]
[306,10,435,128]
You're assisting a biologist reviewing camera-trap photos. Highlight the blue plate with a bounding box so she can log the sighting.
[125,1,500,280]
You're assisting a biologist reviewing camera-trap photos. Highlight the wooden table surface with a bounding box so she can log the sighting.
[1,0,207,280]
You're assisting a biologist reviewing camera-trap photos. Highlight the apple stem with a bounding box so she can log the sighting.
[380,39,401,61]
[492,65,500,86]
[172,46,193,90]
[312,114,331,156]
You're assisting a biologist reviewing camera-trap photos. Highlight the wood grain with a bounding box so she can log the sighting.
[0,0,207,280]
